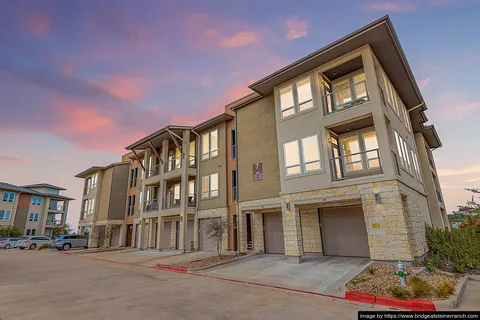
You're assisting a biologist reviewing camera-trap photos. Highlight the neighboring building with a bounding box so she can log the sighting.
[0,182,73,237]
[75,163,129,248]
[232,16,446,263]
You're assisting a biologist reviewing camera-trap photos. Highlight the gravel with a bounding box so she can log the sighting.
[346,263,457,301]
[172,255,235,269]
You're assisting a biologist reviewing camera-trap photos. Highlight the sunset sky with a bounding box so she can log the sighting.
[1,0,479,231]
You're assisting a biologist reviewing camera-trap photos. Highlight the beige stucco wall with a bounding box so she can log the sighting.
[236,95,281,202]
[0,189,19,227]
[97,167,113,221]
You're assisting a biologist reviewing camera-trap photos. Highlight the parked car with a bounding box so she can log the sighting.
[54,235,88,251]
[0,238,20,249]
[15,236,51,250]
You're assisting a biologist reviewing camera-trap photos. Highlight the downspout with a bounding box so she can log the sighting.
[190,129,201,212]
[233,107,240,253]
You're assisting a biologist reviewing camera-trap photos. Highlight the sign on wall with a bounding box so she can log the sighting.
[253,163,263,181]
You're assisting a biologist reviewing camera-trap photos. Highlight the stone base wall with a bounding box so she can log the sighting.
[300,208,322,254]
[253,213,264,252]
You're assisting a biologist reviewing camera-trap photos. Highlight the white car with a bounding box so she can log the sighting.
[15,236,51,250]
[0,238,21,249]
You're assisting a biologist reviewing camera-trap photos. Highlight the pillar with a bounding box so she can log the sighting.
[170,221,177,249]
[282,200,303,264]
[238,212,247,254]
[88,224,99,248]
[138,218,145,250]
[104,224,112,249]
[158,139,169,210]
[156,216,164,250]
[119,223,127,247]
[147,218,155,249]
[178,129,190,252]
[131,223,137,248]
[193,214,199,250]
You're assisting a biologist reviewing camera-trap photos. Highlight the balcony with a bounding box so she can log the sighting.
[436,190,443,203]
[45,220,63,228]
[162,195,196,210]
[323,80,369,115]
[165,156,182,173]
[330,149,382,181]
[48,203,66,212]
[144,198,159,212]
[146,164,160,179]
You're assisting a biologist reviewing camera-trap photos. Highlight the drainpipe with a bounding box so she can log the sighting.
[233,108,240,254]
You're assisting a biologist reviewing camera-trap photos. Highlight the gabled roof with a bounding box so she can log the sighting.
[22,183,66,191]
[0,182,75,200]
[0,182,44,195]
[193,113,233,132]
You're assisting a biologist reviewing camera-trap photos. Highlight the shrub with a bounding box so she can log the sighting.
[425,226,480,273]
[366,265,376,275]
[388,285,412,300]
[433,280,455,299]
[0,226,22,238]
[38,243,52,250]
[425,261,436,273]
[409,276,431,298]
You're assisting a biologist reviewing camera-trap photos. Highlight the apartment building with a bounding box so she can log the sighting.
[75,163,129,248]
[0,182,73,237]
[232,16,446,263]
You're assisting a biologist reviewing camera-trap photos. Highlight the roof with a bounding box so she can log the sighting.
[75,162,129,179]
[228,92,262,111]
[22,183,66,191]
[193,113,233,131]
[0,182,75,200]
[125,125,192,150]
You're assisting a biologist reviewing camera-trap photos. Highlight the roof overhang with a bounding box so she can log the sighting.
[193,113,234,132]
[422,125,442,149]
[227,92,262,111]
[74,166,104,179]
[125,125,192,150]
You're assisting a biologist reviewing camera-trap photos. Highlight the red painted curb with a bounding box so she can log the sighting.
[345,290,436,311]
[154,264,188,273]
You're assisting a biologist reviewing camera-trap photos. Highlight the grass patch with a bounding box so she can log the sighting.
[388,285,412,300]
[433,280,455,299]
[409,276,431,298]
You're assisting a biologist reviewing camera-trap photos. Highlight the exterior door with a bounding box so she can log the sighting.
[199,218,219,252]
[320,206,370,257]
[110,228,120,247]
[175,221,179,250]
[126,225,133,247]
[163,222,172,249]
[263,212,285,254]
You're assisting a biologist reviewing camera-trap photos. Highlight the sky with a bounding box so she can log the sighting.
[1,0,479,231]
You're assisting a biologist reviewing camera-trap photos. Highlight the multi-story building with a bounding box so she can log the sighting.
[0,182,73,237]
[75,162,129,248]
[232,16,446,263]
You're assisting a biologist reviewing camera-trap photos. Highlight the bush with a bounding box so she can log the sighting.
[425,261,436,273]
[0,226,22,237]
[433,280,455,299]
[425,226,480,273]
[38,243,52,250]
[388,285,412,300]
[366,265,376,275]
[409,276,431,298]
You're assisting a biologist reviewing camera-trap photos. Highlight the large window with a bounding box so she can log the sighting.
[2,192,15,203]
[0,210,11,221]
[324,71,368,114]
[411,149,422,182]
[230,129,236,159]
[32,196,42,206]
[202,129,218,160]
[29,212,39,222]
[283,134,322,176]
[394,130,412,173]
[338,131,380,175]
[201,173,219,199]
[128,195,136,216]
[279,76,314,118]
[380,69,412,133]
[232,170,237,202]
[130,168,138,188]
[86,173,98,194]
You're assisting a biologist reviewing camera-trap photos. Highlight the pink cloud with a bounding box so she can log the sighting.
[0,156,28,164]
[363,1,418,12]
[24,13,51,37]
[61,66,74,75]
[430,92,480,121]
[221,31,259,48]
[418,77,432,90]
[101,76,144,101]
[285,18,309,40]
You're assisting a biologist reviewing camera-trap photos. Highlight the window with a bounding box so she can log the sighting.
[283,134,322,176]
[394,130,412,173]
[202,129,218,160]
[29,212,34,222]
[380,69,412,133]
[34,212,39,222]
[0,210,11,221]
[232,170,237,202]
[189,141,196,167]
[325,71,369,113]
[88,199,95,215]
[26,229,36,236]
[47,188,59,194]
[188,180,195,204]
[411,149,422,182]
[339,131,380,174]
[86,173,98,193]
[2,192,14,202]
[32,196,42,206]
[130,168,138,188]
[341,136,363,172]
[202,173,219,199]
[231,129,236,159]
[279,76,314,118]
[363,132,380,169]
[128,195,136,216]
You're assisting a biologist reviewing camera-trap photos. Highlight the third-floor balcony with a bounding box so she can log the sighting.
[323,79,369,115]
[48,202,66,212]
[164,155,197,173]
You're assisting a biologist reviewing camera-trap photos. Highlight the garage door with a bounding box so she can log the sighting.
[320,206,370,257]
[110,228,120,247]
[199,218,219,252]
[162,222,172,249]
[264,212,285,254]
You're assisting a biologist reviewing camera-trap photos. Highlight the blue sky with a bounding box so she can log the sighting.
[1,0,479,230]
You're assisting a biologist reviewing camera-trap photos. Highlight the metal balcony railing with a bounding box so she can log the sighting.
[46,220,62,226]
[165,156,182,173]
[146,164,160,179]
[437,191,443,203]
[330,149,382,181]
[144,199,159,212]
[48,204,66,211]
[162,195,181,209]
[324,80,369,115]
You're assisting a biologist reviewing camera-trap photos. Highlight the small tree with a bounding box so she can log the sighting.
[51,223,73,239]
[204,217,228,256]
[0,226,22,237]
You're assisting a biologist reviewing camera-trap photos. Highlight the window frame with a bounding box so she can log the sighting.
[278,75,315,119]
[201,173,219,199]
[2,192,15,203]
[201,129,219,160]
[283,134,322,177]
[301,134,322,173]
[338,129,381,176]
[0,210,11,221]
[283,139,301,176]
[29,212,34,222]
[231,170,237,202]
[411,149,422,182]
[230,129,236,160]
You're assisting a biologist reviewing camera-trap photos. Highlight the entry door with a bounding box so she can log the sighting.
[263,213,285,254]
[162,222,172,249]
[126,225,133,247]
[320,206,370,257]
[175,221,179,250]
[199,218,219,251]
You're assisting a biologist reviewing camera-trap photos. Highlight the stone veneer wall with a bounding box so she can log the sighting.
[253,213,264,252]
[299,209,322,254]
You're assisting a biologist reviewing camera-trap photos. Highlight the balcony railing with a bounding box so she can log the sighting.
[48,204,66,211]
[146,164,160,179]
[437,191,443,203]
[324,80,369,115]
[189,155,196,168]
[162,195,181,209]
[428,156,436,170]
[330,149,382,181]
[144,198,159,212]
[46,220,63,226]
[165,156,182,173]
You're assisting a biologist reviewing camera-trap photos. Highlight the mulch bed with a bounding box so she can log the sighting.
[171,255,235,269]
[346,263,457,301]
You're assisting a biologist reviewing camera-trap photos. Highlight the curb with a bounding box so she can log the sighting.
[153,264,188,273]
[433,275,469,310]
[345,290,435,311]
[189,253,260,273]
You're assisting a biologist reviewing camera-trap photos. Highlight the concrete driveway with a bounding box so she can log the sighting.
[202,254,370,297]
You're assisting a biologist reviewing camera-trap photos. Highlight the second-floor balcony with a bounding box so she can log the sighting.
[45,220,63,227]
[162,195,196,210]
[48,203,66,212]
[330,149,382,181]
[144,198,159,212]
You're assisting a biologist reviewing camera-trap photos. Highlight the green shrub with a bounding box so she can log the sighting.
[425,226,480,273]
[350,278,368,285]
[38,243,52,250]
[433,280,455,299]
[366,265,376,275]
[409,276,431,298]
[388,285,412,300]
[0,226,22,237]
[425,261,436,273]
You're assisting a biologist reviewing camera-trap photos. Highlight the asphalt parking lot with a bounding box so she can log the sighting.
[0,249,390,320]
